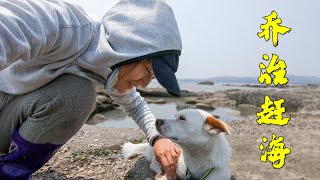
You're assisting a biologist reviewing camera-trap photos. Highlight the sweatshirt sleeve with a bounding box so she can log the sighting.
[107,88,161,146]
[0,0,93,71]
[0,6,36,70]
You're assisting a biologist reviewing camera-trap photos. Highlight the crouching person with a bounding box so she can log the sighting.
[0,0,182,179]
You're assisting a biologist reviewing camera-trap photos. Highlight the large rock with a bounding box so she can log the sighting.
[176,103,195,111]
[145,98,166,104]
[94,104,115,114]
[225,89,307,112]
[96,95,112,104]
[93,94,120,115]
[180,90,198,97]
[237,104,260,116]
[195,103,215,110]
[198,80,214,85]
[96,90,107,96]
[86,114,107,125]
[184,97,198,104]
[227,109,241,116]
[137,88,197,97]
[184,92,237,107]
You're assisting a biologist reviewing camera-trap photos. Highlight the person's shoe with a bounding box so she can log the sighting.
[0,130,62,180]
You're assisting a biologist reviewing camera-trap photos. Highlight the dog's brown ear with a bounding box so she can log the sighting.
[204,116,230,135]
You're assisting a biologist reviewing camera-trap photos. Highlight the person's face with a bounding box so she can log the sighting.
[114,60,155,94]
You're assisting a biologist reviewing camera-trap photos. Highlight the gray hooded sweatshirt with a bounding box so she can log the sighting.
[0,0,182,145]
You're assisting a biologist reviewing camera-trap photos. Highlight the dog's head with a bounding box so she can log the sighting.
[155,109,230,146]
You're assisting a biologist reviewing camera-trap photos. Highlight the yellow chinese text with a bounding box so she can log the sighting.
[258,54,288,86]
[257,11,291,47]
[256,95,291,125]
[259,133,291,169]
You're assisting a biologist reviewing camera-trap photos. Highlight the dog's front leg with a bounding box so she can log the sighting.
[155,173,169,180]
[152,161,168,180]
[154,155,187,180]
[150,159,163,174]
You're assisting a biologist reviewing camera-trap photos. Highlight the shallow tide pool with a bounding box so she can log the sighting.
[94,103,242,128]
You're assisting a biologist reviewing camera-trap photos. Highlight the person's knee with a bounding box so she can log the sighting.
[55,75,96,125]
[19,75,97,144]
[28,75,96,123]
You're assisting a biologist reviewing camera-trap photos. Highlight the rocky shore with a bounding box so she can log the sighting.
[33,84,320,180]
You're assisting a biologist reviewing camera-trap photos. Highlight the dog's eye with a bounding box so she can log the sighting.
[179,116,186,121]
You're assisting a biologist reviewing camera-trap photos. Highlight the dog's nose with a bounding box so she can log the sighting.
[156,119,164,126]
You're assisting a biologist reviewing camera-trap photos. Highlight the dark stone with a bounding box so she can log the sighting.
[197,80,214,85]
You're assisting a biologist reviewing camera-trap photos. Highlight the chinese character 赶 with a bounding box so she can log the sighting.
[256,95,291,125]
[257,11,291,47]
[258,54,288,86]
[259,133,291,169]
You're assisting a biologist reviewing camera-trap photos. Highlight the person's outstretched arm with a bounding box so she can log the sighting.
[108,88,181,179]
[108,88,160,145]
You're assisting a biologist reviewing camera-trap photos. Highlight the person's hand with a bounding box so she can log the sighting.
[153,137,181,180]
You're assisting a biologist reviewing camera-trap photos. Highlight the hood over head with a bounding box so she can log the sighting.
[103,0,182,64]
[76,0,182,96]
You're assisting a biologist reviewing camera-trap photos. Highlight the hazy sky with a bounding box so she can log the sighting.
[63,0,320,79]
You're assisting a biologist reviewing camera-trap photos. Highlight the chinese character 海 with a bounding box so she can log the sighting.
[259,133,291,169]
[257,11,291,47]
[258,54,288,86]
[257,95,291,125]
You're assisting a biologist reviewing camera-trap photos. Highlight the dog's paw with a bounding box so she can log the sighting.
[155,173,168,180]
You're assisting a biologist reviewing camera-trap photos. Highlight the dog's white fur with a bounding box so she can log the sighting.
[122,109,232,180]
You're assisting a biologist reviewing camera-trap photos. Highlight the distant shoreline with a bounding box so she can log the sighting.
[178,75,320,85]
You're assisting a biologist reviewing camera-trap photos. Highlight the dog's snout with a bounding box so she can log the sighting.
[156,119,164,126]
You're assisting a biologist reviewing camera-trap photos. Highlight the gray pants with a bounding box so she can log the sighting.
[0,75,96,154]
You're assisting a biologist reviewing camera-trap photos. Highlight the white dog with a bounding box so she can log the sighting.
[122,109,232,180]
